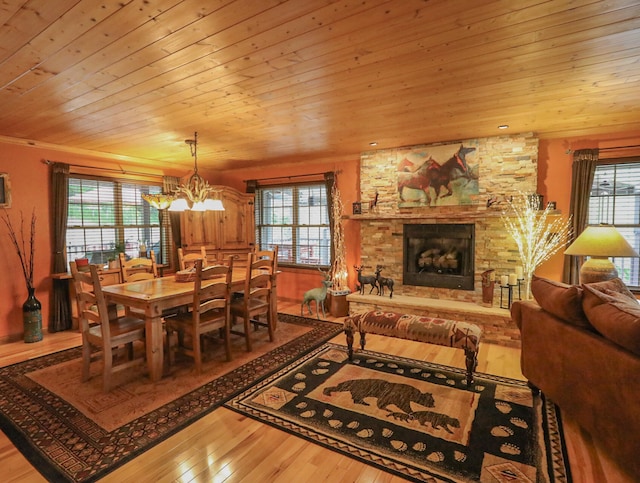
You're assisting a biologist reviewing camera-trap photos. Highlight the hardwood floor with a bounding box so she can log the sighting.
[0,301,635,482]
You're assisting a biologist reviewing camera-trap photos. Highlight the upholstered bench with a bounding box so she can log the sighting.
[343,310,482,386]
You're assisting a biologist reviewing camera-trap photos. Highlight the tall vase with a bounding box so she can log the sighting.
[481,269,495,306]
[23,287,43,343]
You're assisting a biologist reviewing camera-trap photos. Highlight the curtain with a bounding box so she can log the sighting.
[563,149,599,284]
[324,171,336,270]
[245,179,257,193]
[163,176,181,270]
[50,162,71,332]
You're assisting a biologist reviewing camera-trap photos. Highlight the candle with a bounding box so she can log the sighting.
[500,275,509,286]
[509,273,518,286]
[515,266,523,279]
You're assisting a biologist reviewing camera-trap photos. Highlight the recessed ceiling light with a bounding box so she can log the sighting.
[498,125,509,130]
[369,141,378,146]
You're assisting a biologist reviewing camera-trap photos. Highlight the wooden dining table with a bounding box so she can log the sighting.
[102,269,277,382]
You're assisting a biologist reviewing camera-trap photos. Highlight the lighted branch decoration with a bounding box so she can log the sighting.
[330,182,349,292]
[501,193,571,297]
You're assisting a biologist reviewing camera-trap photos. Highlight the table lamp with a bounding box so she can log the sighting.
[564,224,639,283]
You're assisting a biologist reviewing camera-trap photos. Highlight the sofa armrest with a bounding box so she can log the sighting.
[516,298,640,477]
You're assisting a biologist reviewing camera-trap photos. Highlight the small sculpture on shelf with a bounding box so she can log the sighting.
[301,269,333,320]
[354,265,377,295]
[374,265,394,298]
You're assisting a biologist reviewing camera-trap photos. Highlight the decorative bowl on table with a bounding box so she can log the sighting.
[175,269,196,282]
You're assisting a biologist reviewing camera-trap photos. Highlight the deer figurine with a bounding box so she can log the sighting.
[354,265,378,295]
[301,269,333,319]
[375,265,394,298]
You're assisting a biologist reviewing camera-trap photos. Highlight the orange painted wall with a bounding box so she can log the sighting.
[536,130,640,281]
[0,150,51,341]
[0,142,182,341]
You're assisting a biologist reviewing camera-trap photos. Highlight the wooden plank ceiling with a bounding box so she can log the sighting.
[0,0,639,171]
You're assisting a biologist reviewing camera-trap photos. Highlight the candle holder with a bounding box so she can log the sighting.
[499,283,514,309]
[516,277,525,300]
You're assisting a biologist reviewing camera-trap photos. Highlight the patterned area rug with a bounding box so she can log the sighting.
[0,314,342,483]
[226,343,572,483]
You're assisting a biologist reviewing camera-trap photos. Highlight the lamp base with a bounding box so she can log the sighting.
[579,257,618,284]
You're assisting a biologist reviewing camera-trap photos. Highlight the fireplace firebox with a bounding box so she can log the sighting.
[403,223,475,290]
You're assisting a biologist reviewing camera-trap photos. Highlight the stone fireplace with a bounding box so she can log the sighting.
[353,133,539,307]
[403,223,475,290]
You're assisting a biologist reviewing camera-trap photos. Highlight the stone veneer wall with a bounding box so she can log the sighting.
[355,133,538,306]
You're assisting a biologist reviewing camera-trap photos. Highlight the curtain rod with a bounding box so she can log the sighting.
[42,159,164,179]
[566,144,640,154]
[599,144,640,151]
[244,172,328,183]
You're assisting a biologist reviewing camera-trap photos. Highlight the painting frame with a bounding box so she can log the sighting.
[397,141,479,207]
[0,173,12,208]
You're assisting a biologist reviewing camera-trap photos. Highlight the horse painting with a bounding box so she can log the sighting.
[397,144,477,206]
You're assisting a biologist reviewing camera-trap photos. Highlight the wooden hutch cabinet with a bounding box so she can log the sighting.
[179,185,255,263]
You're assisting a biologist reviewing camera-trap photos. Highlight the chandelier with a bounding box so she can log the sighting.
[142,131,224,212]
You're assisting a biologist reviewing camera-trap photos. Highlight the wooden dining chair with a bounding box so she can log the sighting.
[230,248,277,352]
[165,258,234,373]
[119,250,158,282]
[70,260,119,321]
[73,264,146,392]
[177,247,208,271]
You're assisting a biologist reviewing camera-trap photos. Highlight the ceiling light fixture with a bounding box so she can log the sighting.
[141,193,175,210]
[143,131,224,212]
[498,125,509,130]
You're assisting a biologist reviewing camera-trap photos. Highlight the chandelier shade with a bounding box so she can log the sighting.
[144,131,224,212]
[141,193,176,210]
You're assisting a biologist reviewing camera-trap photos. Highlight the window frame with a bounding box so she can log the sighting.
[66,173,171,269]
[588,157,640,289]
[254,181,332,269]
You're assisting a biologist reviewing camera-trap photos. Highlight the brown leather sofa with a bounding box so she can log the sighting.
[511,275,640,479]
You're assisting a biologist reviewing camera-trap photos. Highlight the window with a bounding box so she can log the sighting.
[66,176,170,268]
[588,161,640,288]
[255,183,331,267]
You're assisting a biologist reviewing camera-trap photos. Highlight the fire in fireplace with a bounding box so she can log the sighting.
[403,223,475,290]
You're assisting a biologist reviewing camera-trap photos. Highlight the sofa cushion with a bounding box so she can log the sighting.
[584,277,636,301]
[530,275,587,327]
[582,284,640,356]
[531,275,635,329]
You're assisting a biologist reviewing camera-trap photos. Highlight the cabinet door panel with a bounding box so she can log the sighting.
[219,190,254,250]
[181,211,218,247]
[180,186,255,252]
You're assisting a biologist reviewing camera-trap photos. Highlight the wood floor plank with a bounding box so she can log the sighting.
[0,300,634,482]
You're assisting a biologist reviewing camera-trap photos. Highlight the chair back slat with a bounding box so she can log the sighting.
[193,258,233,320]
[231,247,278,352]
[178,247,208,271]
[119,251,158,282]
[72,265,112,339]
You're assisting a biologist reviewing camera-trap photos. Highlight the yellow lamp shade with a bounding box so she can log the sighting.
[565,225,639,283]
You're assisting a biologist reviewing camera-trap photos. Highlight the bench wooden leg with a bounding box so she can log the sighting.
[360,331,366,351]
[345,328,354,361]
[463,347,478,386]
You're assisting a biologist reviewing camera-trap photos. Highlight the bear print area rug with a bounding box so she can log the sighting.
[225,343,572,483]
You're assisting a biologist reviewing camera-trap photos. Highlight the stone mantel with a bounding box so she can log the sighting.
[344,208,504,221]
[344,209,559,221]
